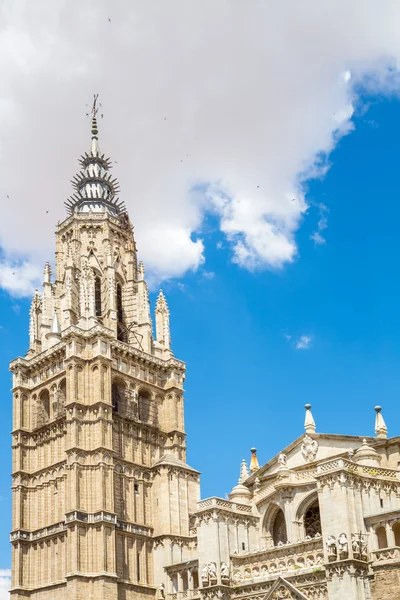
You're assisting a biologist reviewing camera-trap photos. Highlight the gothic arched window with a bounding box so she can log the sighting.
[376,526,388,549]
[272,509,287,546]
[138,390,152,424]
[394,522,400,547]
[116,283,124,341]
[94,275,102,317]
[112,380,126,414]
[304,501,322,538]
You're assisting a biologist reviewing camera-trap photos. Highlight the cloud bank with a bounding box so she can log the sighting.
[1,1,400,295]
[0,569,10,600]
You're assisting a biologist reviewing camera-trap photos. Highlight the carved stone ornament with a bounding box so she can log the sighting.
[265,577,309,600]
[301,435,318,463]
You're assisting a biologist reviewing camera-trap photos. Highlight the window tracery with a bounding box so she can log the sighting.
[304,501,321,538]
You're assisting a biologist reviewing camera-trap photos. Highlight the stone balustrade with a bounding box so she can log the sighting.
[231,537,324,584]
[197,497,252,513]
[169,592,201,600]
[316,458,399,479]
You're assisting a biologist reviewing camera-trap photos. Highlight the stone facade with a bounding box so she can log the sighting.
[9,113,400,599]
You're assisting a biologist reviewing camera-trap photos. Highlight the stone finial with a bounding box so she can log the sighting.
[304,404,316,434]
[374,406,388,439]
[250,448,259,473]
[229,458,252,504]
[51,312,61,334]
[138,261,145,281]
[238,458,250,483]
[43,262,52,284]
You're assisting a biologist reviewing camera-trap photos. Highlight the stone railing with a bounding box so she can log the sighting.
[169,592,200,600]
[197,497,252,514]
[316,458,399,479]
[231,537,324,584]
[372,547,400,563]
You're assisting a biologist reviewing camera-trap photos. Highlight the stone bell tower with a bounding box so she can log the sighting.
[10,104,200,600]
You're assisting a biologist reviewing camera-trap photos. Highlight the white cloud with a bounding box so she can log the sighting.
[0,569,10,600]
[310,231,326,246]
[310,203,329,246]
[1,2,400,293]
[296,335,313,350]
[0,260,42,297]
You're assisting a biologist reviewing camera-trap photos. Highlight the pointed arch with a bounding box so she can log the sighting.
[94,274,102,317]
[116,279,125,341]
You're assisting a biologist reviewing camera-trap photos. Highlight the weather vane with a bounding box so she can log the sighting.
[91,94,100,118]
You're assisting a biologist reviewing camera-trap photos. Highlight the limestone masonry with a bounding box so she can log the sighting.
[9,112,400,600]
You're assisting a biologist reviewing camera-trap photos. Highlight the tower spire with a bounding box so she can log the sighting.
[64,95,126,216]
[90,93,100,156]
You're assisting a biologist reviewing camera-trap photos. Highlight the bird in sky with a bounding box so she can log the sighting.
[292,198,296,202]
[46,210,49,214]
[6,195,9,199]
[108,18,111,22]
[257,185,260,189]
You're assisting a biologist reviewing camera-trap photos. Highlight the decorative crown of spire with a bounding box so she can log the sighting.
[156,289,169,314]
[64,94,126,216]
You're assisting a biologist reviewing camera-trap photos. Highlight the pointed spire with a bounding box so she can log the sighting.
[43,262,51,284]
[155,289,171,349]
[238,458,250,483]
[250,447,259,473]
[304,404,316,434]
[374,406,388,439]
[156,289,168,313]
[65,95,125,216]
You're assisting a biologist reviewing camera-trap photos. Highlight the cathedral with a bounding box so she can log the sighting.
[9,111,400,600]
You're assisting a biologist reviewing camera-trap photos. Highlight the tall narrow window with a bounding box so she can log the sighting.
[137,550,141,582]
[95,276,102,317]
[117,283,124,341]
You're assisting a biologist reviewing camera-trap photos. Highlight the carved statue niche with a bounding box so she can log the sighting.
[338,533,349,558]
[326,535,338,561]
[220,561,230,581]
[201,564,209,586]
[207,562,217,581]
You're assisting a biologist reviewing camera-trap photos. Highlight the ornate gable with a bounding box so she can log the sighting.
[263,577,309,600]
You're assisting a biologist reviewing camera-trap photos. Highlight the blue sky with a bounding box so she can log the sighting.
[2,94,400,573]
